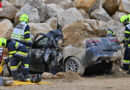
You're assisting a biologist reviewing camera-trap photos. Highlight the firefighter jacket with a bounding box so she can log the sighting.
[124,23,130,46]
[6,40,29,58]
[107,29,116,37]
[11,21,32,48]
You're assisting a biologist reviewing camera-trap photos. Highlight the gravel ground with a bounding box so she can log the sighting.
[1,75,130,90]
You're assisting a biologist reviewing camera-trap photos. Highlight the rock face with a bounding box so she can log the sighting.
[112,11,127,22]
[103,0,119,15]
[15,4,40,24]
[74,0,98,13]
[57,8,84,28]
[46,4,64,17]
[0,19,13,39]
[0,1,18,19]
[107,20,124,41]
[29,23,52,37]
[63,19,107,47]
[119,0,130,13]
[90,7,111,22]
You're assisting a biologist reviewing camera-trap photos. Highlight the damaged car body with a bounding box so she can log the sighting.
[29,29,123,75]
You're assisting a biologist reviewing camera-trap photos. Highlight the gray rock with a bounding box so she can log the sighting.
[29,0,47,22]
[107,20,124,41]
[44,0,63,4]
[63,19,107,47]
[79,9,90,19]
[58,0,74,10]
[46,4,64,17]
[29,23,52,37]
[0,1,18,19]
[119,0,130,13]
[46,17,57,30]
[0,19,13,39]
[15,4,40,24]
[42,72,54,79]
[90,7,111,22]
[112,11,127,22]
[57,8,84,28]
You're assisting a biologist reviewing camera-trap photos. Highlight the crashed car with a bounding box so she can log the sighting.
[29,29,123,75]
[29,29,64,74]
[63,37,123,75]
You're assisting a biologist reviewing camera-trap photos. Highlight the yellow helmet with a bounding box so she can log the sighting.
[120,15,128,23]
[0,38,7,47]
[19,14,29,23]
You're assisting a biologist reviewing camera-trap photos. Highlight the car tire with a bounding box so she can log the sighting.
[64,57,85,76]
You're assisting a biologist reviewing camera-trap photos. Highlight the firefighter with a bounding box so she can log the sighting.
[120,15,130,74]
[0,38,29,81]
[11,14,32,49]
[107,28,116,37]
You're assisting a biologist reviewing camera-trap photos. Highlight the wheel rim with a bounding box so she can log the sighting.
[65,59,79,72]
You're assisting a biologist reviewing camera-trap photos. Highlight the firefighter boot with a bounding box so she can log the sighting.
[126,69,130,74]
[18,74,27,82]
[22,69,29,77]
[11,71,18,80]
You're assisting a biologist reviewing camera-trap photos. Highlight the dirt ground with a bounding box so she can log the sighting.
[1,75,130,90]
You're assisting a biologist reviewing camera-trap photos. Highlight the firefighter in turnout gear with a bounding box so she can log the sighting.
[11,14,32,49]
[120,15,130,74]
[107,28,116,37]
[0,38,29,81]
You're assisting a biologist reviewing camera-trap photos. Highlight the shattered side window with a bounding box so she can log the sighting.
[37,37,49,47]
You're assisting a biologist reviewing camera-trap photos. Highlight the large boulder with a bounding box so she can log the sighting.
[15,0,27,8]
[58,0,74,10]
[45,17,57,30]
[7,0,16,4]
[63,19,107,47]
[9,0,32,8]
[46,4,64,17]
[0,1,18,19]
[74,0,98,13]
[0,19,13,39]
[119,0,130,13]
[112,11,127,22]
[103,0,120,15]
[79,9,90,19]
[57,8,84,28]
[44,0,63,4]
[29,23,52,37]
[107,20,124,41]
[15,4,40,24]
[29,0,47,22]
[90,7,111,22]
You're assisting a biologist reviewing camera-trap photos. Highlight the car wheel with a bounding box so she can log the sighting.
[64,57,85,76]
